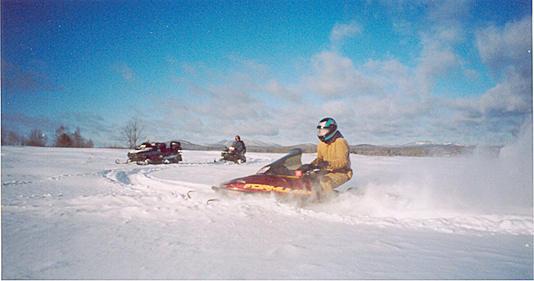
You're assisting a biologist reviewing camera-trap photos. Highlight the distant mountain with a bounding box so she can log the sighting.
[211,140,231,147]
[247,140,282,147]
[210,139,281,148]
[173,139,209,150]
[243,143,316,153]
[400,141,462,147]
[161,139,500,157]
[164,139,312,153]
[401,141,433,146]
[349,143,500,157]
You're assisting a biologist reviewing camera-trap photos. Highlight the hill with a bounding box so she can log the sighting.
[127,139,501,157]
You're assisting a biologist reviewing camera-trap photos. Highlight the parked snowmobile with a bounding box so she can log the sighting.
[213,148,323,196]
[220,146,247,164]
[118,141,183,165]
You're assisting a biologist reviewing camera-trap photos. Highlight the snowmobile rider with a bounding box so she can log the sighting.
[230,135,246,157]
[306,117,352,194]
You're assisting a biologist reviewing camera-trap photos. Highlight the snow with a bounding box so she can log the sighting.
[1,145,532,279]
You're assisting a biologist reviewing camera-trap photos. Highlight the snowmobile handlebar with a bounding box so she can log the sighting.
[297,163,316,173]
[295,164,328,178]
[298,161,329,172]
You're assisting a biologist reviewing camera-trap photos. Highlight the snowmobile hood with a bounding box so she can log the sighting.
[221,174,311,195]
[128,147,154,154]
[218,148,312,195]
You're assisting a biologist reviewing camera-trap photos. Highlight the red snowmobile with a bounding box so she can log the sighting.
[213,148,323,196]
[117,141,183,165]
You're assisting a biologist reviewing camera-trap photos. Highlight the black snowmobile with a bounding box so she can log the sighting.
[220,146,246,164]
[117,141,183,165]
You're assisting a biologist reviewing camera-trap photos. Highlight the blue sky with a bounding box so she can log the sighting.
[1,0,532,147]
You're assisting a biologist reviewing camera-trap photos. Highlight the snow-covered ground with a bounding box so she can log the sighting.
[1,145,533,279]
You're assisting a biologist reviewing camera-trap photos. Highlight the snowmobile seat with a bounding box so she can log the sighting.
[156,143,166,153]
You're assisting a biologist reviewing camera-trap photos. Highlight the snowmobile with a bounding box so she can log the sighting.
[213,148,323,196]
[220,146,247,164]
[117,141,183,165]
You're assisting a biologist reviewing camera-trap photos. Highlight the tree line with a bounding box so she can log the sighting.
[2,117,143,149]
[1,126,94,148]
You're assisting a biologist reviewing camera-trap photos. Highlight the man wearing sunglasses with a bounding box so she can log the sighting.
[309,117,353,196]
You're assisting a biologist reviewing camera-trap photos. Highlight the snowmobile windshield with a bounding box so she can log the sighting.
[256,148,303,176]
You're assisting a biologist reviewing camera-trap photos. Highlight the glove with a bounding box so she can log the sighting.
[297,163,314,172]
[316,161,329,170]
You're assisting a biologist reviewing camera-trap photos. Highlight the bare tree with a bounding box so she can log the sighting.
[1,129,25,146]
[52,125,94,148]
[73,127,83,147]
[26,129,47,146]
[121,118,144,149]
[55,125,72,147]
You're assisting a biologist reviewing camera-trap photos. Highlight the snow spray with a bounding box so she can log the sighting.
[322,120,533,218]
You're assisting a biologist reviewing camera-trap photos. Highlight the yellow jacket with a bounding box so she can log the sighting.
[312,136,352,176]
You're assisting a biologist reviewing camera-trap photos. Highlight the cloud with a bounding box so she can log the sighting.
[1,113,58,134]
[28,9,526,147]
[1,60,62,94]
[114,62,135,81]
[304,51,382,97]
[416,46,459,93]
[287,5,529,146]
[453,70,532,120]
[267,47,445,144]
[412,0,472,93]
[426,0,471,25]
[408,0,473,94]
[475,16,532,78]
[463,68,479,80]
[263,80,300,101]
[478,71,531,116]
[150,63,282,143]
[58,111,116,137]
[80,12,534,146]
[329,21,362,47]
[439,15,533,142]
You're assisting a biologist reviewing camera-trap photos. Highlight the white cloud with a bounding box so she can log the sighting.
[364,58,412,89]
[305,51,381,97]
[114,12,530,147]
[407,1,471,95]
[114,63,135,81]
[416,47,459,91]
[463,68,479,81]
[263,80,300,101]
[427,0,471,25]
[476,16,532,77]
[455,70,533,118]
[479,72,531,115]
[440,15,534,138]
[329,21,362,47]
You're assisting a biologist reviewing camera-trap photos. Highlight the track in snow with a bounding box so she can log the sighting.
[99,160,533,236]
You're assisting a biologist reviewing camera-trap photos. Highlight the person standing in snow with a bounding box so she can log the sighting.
[308,117,352,196]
